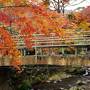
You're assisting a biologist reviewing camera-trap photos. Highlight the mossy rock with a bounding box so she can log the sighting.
[65,67,85,75]
[69,86,85,90]
[76,80,86,86]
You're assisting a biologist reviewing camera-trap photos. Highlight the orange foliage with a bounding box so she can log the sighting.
[0,27,14,47]
[10,49,22,71]
[0,27,22,70]
[0,0,69,70]
[72,6,90,24]
[2,4,67,49]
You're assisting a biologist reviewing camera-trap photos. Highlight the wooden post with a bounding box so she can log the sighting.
[35,33,37,64]
[75,47,77,56]
[62,47,64,55]
[23,49,26,56]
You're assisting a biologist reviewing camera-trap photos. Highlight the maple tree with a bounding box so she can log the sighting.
[0,0,68,69]
[0,27,22,70]
[69,6,90,31]
[64,6,90,47]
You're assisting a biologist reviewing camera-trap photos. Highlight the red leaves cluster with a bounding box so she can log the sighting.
[21,23,36,49]
[0,27,22,70]
[0,27,14,47]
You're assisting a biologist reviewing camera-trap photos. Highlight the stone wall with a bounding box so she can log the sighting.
[22,56,90,66]
[0,55,90,66]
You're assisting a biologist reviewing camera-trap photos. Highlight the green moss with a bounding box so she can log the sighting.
[65,66,85,75]
[18,80,32,90]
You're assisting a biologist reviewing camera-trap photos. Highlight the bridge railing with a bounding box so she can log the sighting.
[10,31,90,48]
[32,33,90,48]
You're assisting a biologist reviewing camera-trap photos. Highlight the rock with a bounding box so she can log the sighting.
[83,70,89,76]
[58,79,62,82]
[76,80,87,86]
[53,80,57,83]
[68,84,72,87]
[60,87,64,90]
[69,86,84,90]
[46,80,51,83]
[31,89,34,90]
[86,79,90,82]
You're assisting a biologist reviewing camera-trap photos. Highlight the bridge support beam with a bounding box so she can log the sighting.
[21,49,26,56]
[61,47,65,55]
[75,48,78,56]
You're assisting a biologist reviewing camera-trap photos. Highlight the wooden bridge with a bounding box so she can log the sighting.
[0,30,90,66]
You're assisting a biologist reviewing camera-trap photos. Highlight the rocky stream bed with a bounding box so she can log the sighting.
[0,65,90,90]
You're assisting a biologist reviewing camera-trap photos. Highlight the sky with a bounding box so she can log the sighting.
[29,0,90,11]
[65,0,90,10]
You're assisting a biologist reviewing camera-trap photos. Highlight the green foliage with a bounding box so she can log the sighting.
[0,3,3,8]
[6,26,18,35]
[18,80,32,90]
[65,66,85,75]
[67,13,75,21]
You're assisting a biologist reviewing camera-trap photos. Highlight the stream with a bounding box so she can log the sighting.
[33,75,90,90]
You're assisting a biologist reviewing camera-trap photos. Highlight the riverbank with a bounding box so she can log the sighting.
[33,75,90,90]
[0,65,90,90]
